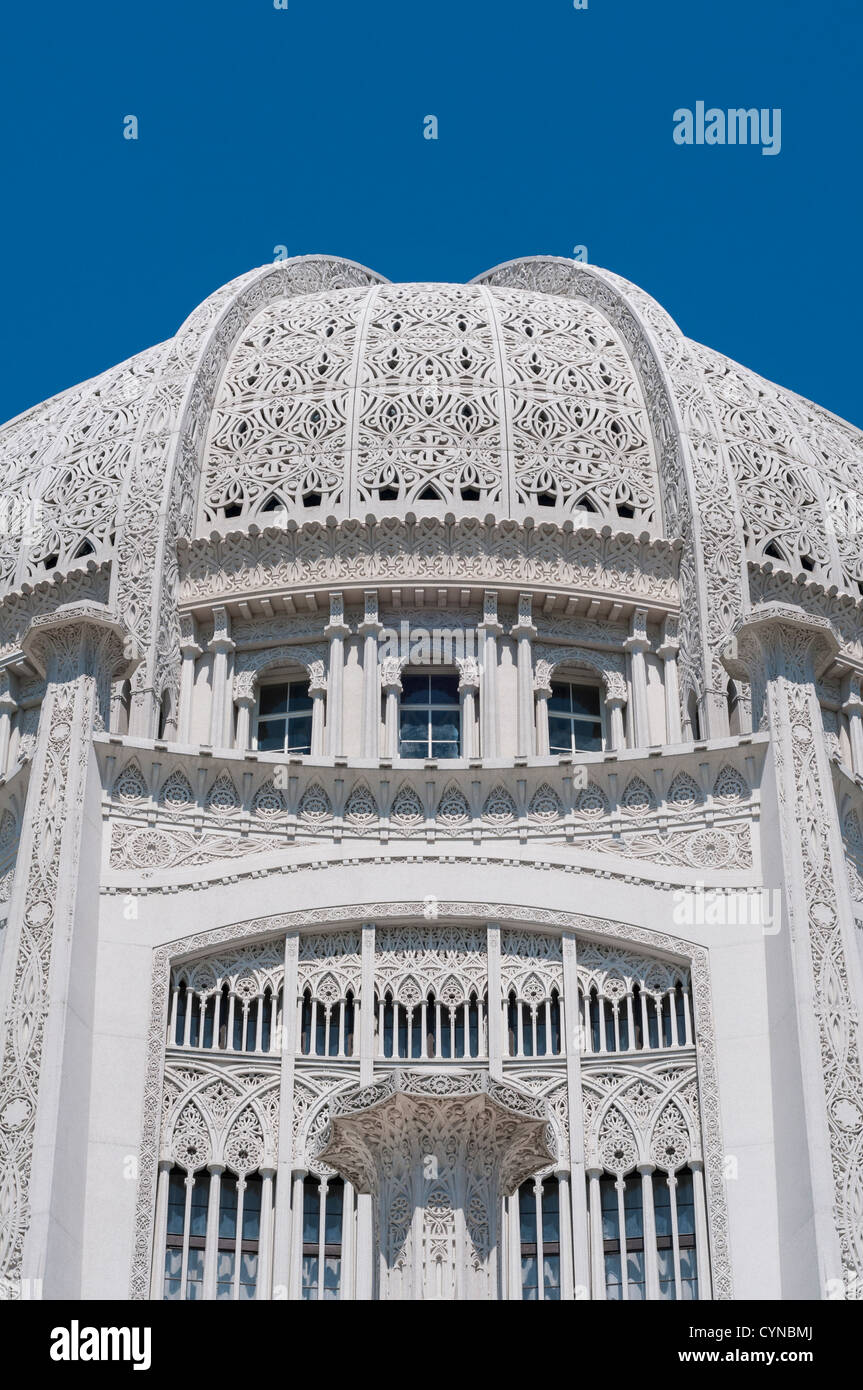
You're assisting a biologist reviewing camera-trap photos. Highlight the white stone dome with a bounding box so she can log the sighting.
[1,253,862,601]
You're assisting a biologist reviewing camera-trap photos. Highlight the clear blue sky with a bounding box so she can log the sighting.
[2,0,860,427]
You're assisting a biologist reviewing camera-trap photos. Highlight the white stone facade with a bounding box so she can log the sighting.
[0,254,862,1301]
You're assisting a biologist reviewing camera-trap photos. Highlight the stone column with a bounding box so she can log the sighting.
[207,606,235,748]
[624,607,651,749]
[638,1162,659,1300]
[605,696,625,752]
[0,668,18,778]
[234,694,255,753]
[356,923,376,1299]
[840,670,863,776]
[380,659,403,759]
[308,662,327,756]
[657,614,682,745]
[273,930,299,1299]
[478,590,502,759]
[178,614,202,746]
[359,590,382,759]
[456,657,480,760]
[0,601,139,1296]
[324,592,350,758]
[534,664,552,756]
[511,593,537,758]
[725,602,863,1295]
[202,1163,224,1300]
[562,931,591,1299]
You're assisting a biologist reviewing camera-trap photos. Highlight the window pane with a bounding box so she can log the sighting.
[548,683,572,713]
[189,1172,210,1238]
[431,740,460,760]
[428,675,459,706]
[600,1178,619,1241]
[521,1254,539,1299]
[604,1252,623,1299]
[676,1171,696,1236]
[325,1182,344,1244]
[430,712,460,748]
[303,1180,320,1244]
[186,1247,205,1299]
[398,740,427,759]
[238,1251,258,1300]
[166,1171,186,1236]
[216,1250,235,1299]
[400,675,430,705]
[259,685,288,717]
[257,719,286,752]
[570,685,601,718]
[286,713,312,753]
[219,1178,238,1240]
[623,1178,644,1239]
[680,1245,699,1300]
[626,1248,646,1299]
[242,1178,262,1241]
[541,1180,559,1243]
[163,1248,182,1301]
[548,716,573,753]
[543,1254,561,1298]
[399,712,427,742]
[653,1174,673,1237]
[572,721,603,752]
[301,1256,319,1299]
[519,1184,537,1243]
[323,1255,341,1299]
[287,681,313,713]
[657,1247,677,1300]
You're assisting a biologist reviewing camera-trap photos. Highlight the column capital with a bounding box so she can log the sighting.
[207,605,235,655]
[478,589,503,637]
[723,602,840,683]
[456,656,480,692]
[510,591,537,641]
[179,613,203,659]
[325,590,351,640]
[22,601,141,681]
[624,606,650,654]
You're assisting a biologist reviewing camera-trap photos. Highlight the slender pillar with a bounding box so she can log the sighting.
[381,659,403,759]
[690,1159,712,1301]
[288,1170,307,1300]
[587,1169,605,1300]
[324,592,350,757]
[356,923,376,1299]
[273,931,300,1299]
[486,923,503,1079]
[0,602,139,1295]
[149,1159,173,1300]
[511,593,537,758]
[841,670,863,776]
[478,590,502,759]
[534,675,551,756]
[257,1167,276,1300]
[562,931,591,1298]
[359,590,382,758]
[725,603,863,1294]
[639,1163,659,1300]
[207,606,235,748]
[624,607,651,749]
[178,614,202,746]
[456,657,480,760]
[308,663,327,756]
[203,1163,224,1299]
[657,614,682,745]
[234,694,255,753]
[0,669,17,778]
[606,696,625,752]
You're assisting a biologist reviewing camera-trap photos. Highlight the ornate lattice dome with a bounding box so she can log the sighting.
[1,253,862,596]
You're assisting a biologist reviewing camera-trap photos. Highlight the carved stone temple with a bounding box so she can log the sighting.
[1,256,862,1301]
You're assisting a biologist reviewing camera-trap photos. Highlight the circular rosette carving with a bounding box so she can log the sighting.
[686,827,734,869]
[650,1103,691,1171]
[597,1107,638,1174]
[128,827,174,869]
[170,1103,211,1171]
[223,1106,265,1174]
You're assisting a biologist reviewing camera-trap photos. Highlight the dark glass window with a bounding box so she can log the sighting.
[548,682,603,754]
[256,681,313,755]
[301,1176,344,1300]
[519,1177,561,1300]
[398,673,461,759]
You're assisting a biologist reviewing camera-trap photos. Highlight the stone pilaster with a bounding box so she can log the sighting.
[0,602,139,1297]
[478,590,502,759]
[324,592,350,758]
[359,590,382,759]
[510,593,537,758]
[725,602,863,1295]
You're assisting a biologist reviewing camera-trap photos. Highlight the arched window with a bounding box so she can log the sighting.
[578,974,691,1054]
[518,1176,561,1300]
[507,987,563,1057]
[168,970,284,1055]
[255,680,313,754]
[300,987,356,1057]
